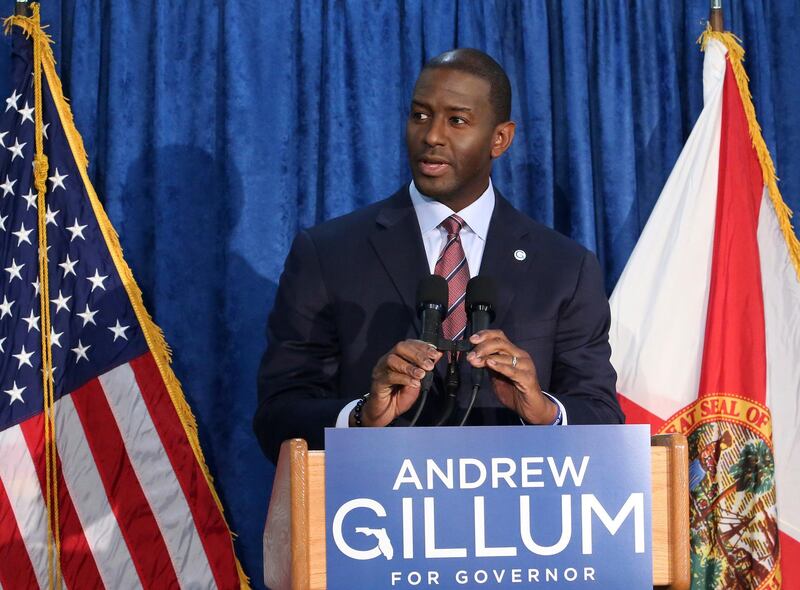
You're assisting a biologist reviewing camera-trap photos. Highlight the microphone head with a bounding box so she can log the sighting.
[466,276,496,312]
[416,274,449,313]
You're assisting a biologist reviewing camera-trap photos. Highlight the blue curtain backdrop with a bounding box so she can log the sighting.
[1,1,798,586]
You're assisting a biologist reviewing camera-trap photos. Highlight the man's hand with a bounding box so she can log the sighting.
[355,340,443,427]
[466,329,558,425]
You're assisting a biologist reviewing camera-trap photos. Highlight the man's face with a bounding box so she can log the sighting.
[406,68,508,211]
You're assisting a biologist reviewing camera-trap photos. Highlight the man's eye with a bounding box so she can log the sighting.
[450,116,466,125]
[412,112,429,121]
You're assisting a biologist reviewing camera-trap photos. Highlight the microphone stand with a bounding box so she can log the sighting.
[428,337,473,426]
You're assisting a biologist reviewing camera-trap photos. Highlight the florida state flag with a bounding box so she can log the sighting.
[609,30,800,589]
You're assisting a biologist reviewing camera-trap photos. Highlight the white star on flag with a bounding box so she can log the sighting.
[4,381,25,405]
[71,340,90,363]
[108,320,130,342]
[20,189,39,211]
[87,268,108,291]
[59,254,79,277]
[66,218,87,241]
[1,174,16,197]
[20,188,37,210]
[7,138,25,161]
[22,309,40,333]
[0,295,14,318]
[48,167,68,191]
[45,204,59,226]
[12,221,33,246]
[50,327,63,348]
[18,101,33,124]
[50,289,71,313]
[32,277,40,296]
[5,89,21,112]
[77,304,98,327]
[0,336,5,352]
[5,258,24,282]
[0,213,7,230]
[12,345,34,369]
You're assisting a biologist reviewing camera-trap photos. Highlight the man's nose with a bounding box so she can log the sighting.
[424,115,446,147]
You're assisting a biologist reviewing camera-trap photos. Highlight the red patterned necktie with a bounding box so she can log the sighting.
[434,214,470,341]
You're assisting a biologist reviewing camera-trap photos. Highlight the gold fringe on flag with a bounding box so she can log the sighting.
[700,25,800,283]
[4,4,250,587]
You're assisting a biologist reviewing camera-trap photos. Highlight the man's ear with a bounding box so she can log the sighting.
[490,121,516,159]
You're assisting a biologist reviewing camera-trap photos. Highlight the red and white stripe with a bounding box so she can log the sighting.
[0,352,240,589]
[0,423,49,589]
[609,38,800,585]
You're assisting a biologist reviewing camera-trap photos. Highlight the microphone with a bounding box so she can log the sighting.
[460,276,496,426]
[417,274,448,349]
[409,275,448,426]
[466,276,496,385]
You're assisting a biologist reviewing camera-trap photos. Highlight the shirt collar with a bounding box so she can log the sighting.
[408,179,495,241]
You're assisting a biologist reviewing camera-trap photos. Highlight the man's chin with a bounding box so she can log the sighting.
[411,175,454,201]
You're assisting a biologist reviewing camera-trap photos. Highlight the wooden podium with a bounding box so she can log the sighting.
[263,433,690,590]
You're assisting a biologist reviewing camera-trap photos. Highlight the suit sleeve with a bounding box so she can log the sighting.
[546,251,625,424]
[254,230,349,463]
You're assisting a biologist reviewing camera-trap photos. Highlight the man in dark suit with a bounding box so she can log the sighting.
[255,48,623,464]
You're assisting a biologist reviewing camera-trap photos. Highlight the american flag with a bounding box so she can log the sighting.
[0,12,245,590]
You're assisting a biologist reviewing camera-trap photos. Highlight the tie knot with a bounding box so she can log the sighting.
[440,214,465,236]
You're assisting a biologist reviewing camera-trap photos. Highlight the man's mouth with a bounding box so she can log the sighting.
[418,157,450,177]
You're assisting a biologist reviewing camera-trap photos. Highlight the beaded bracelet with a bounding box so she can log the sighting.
[353,392,370,427]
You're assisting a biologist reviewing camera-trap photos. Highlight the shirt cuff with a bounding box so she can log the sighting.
[519,391,569,426]
[336,399,359,428]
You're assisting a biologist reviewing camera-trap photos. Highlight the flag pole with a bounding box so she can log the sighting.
[710,0,723,32]
[15,0,31,17]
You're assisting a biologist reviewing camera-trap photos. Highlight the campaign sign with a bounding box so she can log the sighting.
[324,425,652,589]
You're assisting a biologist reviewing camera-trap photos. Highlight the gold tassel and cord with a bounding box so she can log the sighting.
[700,26,800,282]
[4,4,249,587]
[4,4,60,588]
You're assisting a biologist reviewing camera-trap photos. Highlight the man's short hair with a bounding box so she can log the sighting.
[422,48,512,124]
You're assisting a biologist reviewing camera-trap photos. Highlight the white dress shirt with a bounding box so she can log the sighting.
[335,181,567,426]
[410,179,494,277]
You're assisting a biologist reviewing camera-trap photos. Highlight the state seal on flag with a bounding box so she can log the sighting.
[659,396,781,590]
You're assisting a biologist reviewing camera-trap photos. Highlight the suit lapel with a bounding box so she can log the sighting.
[367,188,536,333]
[479,193,536,329]
[369,188,429,333]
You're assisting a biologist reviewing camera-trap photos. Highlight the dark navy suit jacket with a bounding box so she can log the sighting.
[255,187,623,463]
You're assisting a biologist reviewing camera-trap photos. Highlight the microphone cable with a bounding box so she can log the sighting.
[459,384,481,427]
[434,351,460,426]
[407,384,429,427]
